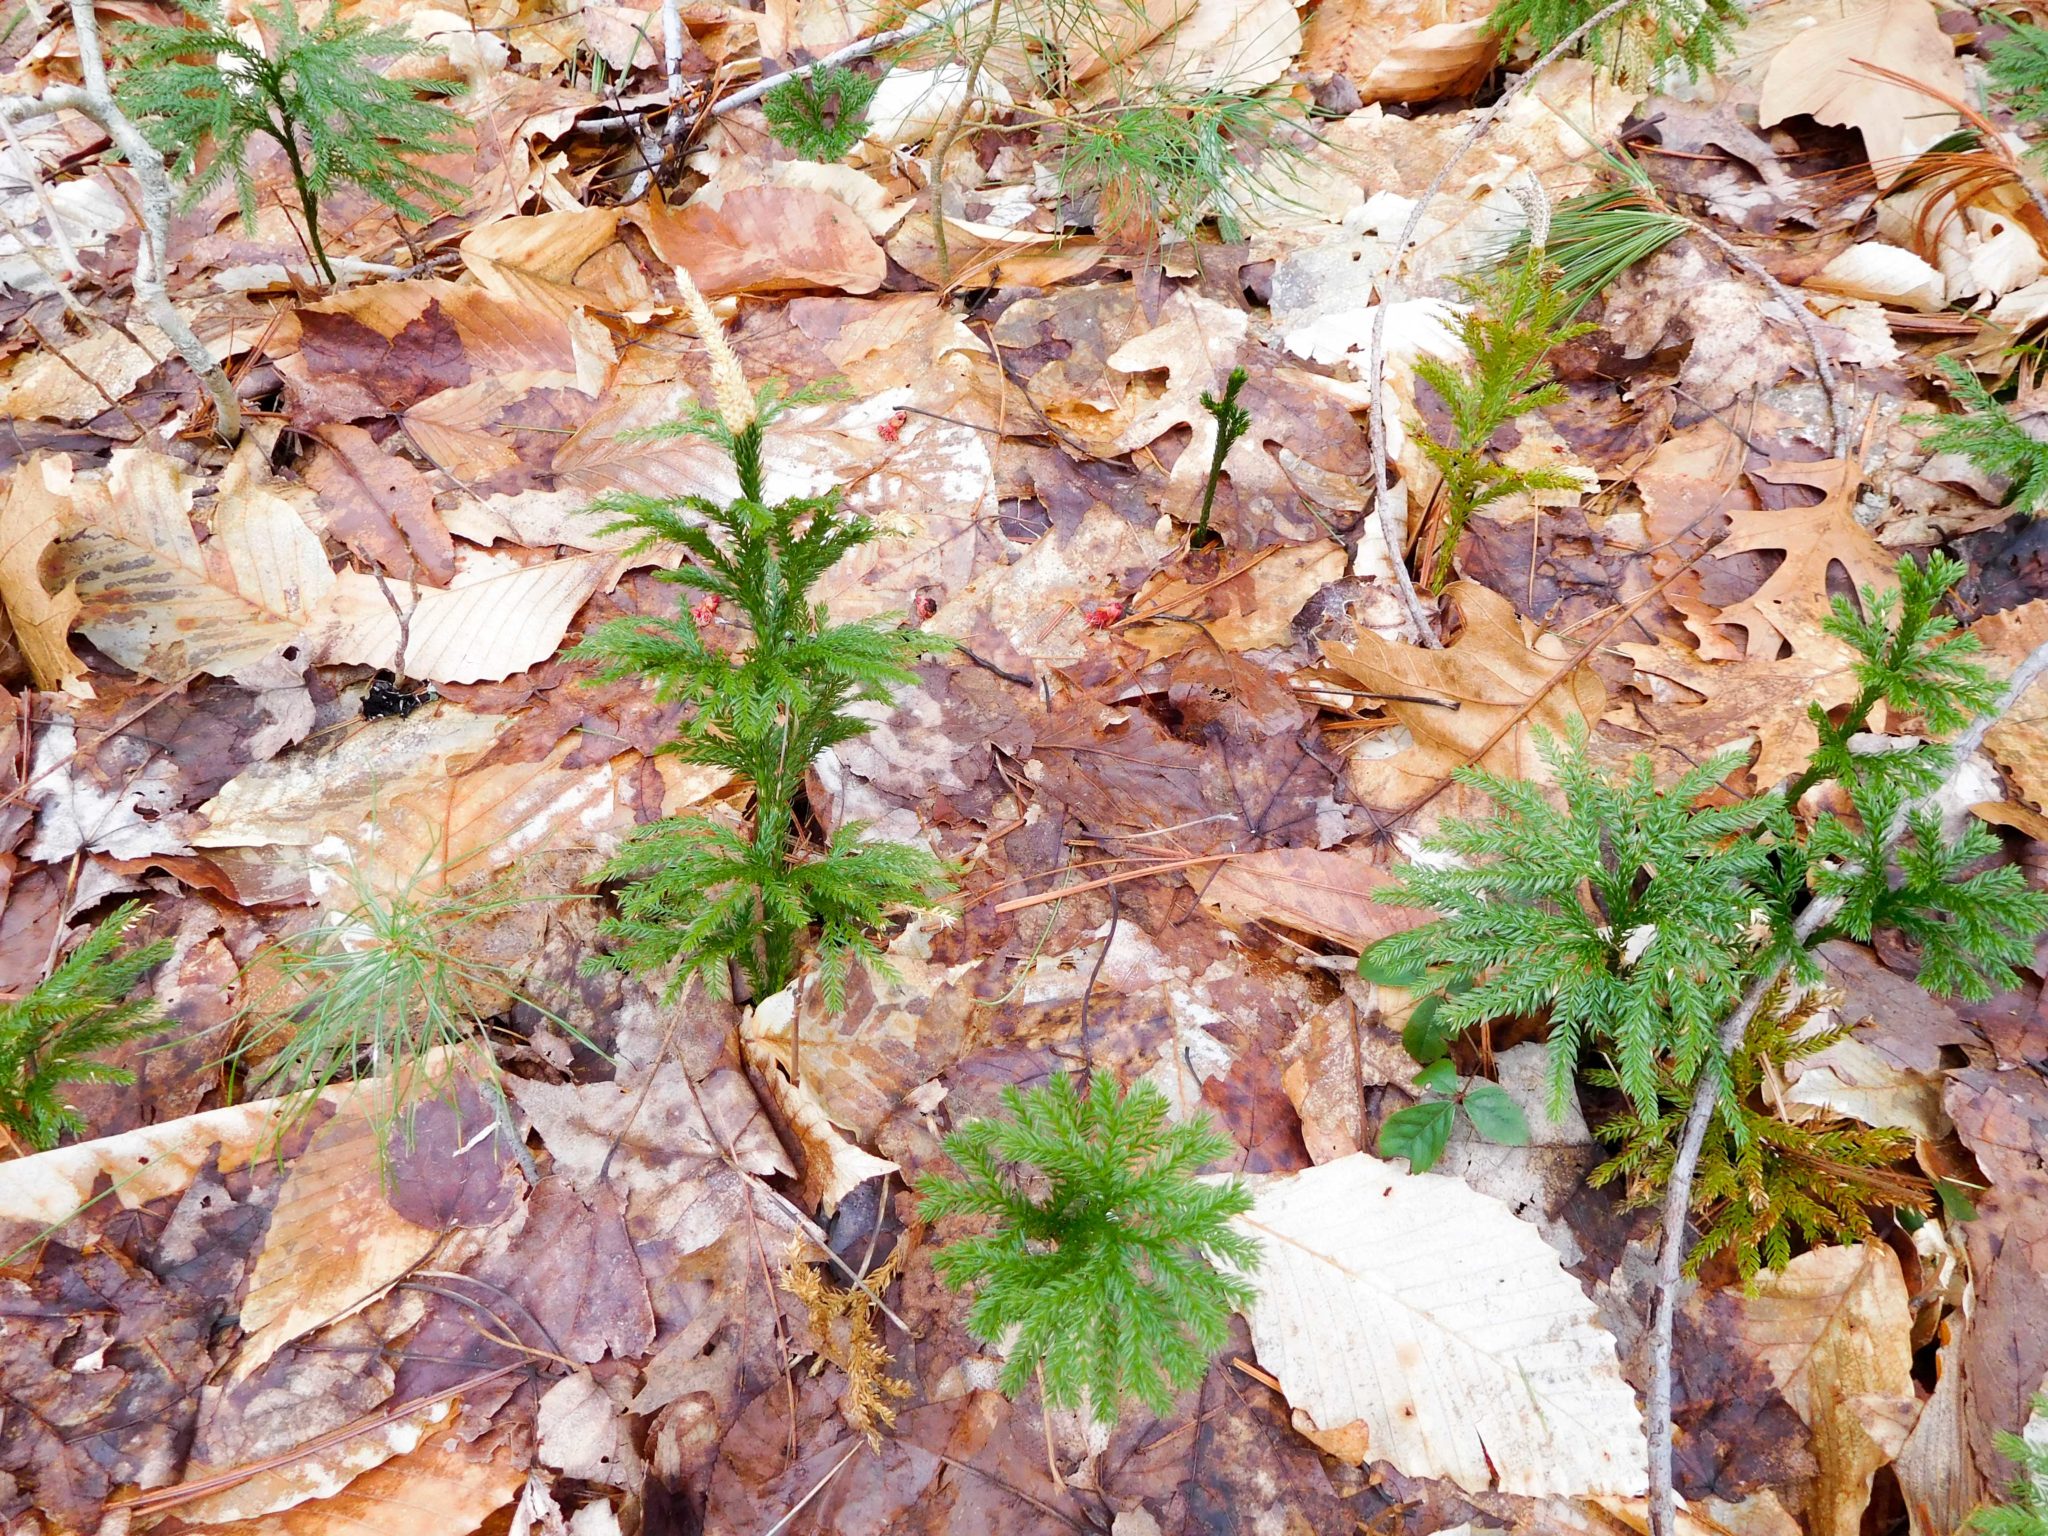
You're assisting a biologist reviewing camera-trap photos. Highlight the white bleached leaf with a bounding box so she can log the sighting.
[1235,1152,1648,1497]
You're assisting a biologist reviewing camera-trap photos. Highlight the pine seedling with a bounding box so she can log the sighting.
[764,66,882,162]
[232,862,585,1149]
[919,1072,1260,1423]
[1589,988,1923,1284]
[1923,355,2048,518]
[1413,246,1596,590]
[1192,366,1250,545]
[576,275,953,1020]
[1971,1394,2048,1536]
[113,0,466,284]
[0,903,168,1151]
[1487,0,1744,83]
[1053,88,1314,246]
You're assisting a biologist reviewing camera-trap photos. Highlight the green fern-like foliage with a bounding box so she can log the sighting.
[1589,989,1922,1284]
[1923,355,2048,518]
[1487,0,1745,81]
[1971,1394,2048,1536]
[1414,247,1597,590]
[114,0,466,283]
[1989,21,2048,151]
[0,903,169,1150]
[763,66,881,161]
[1367,721,1777,1115]
[918,1072,1260,1423]
[575,382,952,1010]
[1369,552,2048,1211]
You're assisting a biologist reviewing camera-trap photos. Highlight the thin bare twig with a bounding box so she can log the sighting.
[1643,635,2048,1536]
[929,0,1004,285]
[0,1,241,439]
[1362,0,1637,649]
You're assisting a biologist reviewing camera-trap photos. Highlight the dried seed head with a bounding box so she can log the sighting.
[676,263,754,433]
[1510,172,1552,255]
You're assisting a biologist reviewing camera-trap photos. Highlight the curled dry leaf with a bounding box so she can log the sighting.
[1236,1151,1648,1496]
[0,455,87,691]
[637,186,886,296]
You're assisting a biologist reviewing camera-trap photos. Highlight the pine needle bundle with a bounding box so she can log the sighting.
[919,1072,1260,1422]
[1414,246,1597,590]
[0,903,169,1151]
[114,0,466,282]
[576,277,952,1013]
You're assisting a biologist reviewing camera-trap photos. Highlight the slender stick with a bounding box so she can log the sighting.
[1642,635,2048,1536]
[928,0,1004,285]
[1,1,241,439]
[710,0,1001,117]
[1362,0,1638,649]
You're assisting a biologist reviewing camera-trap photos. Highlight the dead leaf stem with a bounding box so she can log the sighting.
[1643,633,2048,1536]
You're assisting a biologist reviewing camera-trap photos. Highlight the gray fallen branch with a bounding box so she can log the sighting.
[1643,633,2048,1536]
[0,0,241,440]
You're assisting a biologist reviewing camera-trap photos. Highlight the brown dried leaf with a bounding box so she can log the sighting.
[55,443,333,688]
[1123,540,1346,664]
[1297,0,1491,86]
[302,424,457,586]
[1728,1244,1917,1536]
[0,455,86,690]
[637,186,886,295]
[1199,847,1427,950]
[1757,0,1962,191]
[1363,17,1499,102]
[1321,580,1607,802]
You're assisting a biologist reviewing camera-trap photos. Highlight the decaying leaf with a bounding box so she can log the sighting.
[782,1233,913,1447]
[0,455,87,691]
[1235,1152,1648,1496]
[1728,1244,1917,1536]
[1199,846,1429,950]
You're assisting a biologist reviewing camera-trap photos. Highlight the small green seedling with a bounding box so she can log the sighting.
[919,1072,1260,1423]
[1192,365,1250,544]
[115,0,466,283]
[1378,1058,1530,1173]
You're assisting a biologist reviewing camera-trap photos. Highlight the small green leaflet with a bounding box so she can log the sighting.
[1461,1081,1530,1145]
[1379,1099,1456,1172]
[1413,1058,1459,1095]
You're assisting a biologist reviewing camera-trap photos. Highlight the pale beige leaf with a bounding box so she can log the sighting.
[0,455,86,690]
[195,1417,526,1536]
[1363,18,1498,103]
[537,1372,645,1488]
[234,1102,439,1380]
[313,550,609,684]
[637,186,886,295]
[1895,1326,1978,1536]
[743,994,898,1217]
[1199,847,1429,950]
[1730,1244,1917,1536]
[1806,242,1947,312]
[1757,0,1962,190]
[0,316,161,423]
[1237,1152,1648,1497]
[57,443,333,687]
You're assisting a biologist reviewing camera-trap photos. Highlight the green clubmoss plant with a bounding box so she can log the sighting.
[1192,365,1249,545]
[575,276,953,1039]
[1414,245,1597,591]
[1360,551,2048,1252]
[1488,0,1745,83]
[919,1071,1260,1423]
[1971,1393,2048,1536]
[1588,986,1923,1284]
[0,903,168,1151]
[114,0,466,283]
[1989,21,2048,151]
[763,65,882,161]
[1923,355,2048,519]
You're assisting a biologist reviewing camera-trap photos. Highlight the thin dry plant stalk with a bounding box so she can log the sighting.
[0,0,241,439]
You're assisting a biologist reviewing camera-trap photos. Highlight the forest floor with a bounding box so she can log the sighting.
[2,0,2047,1532]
